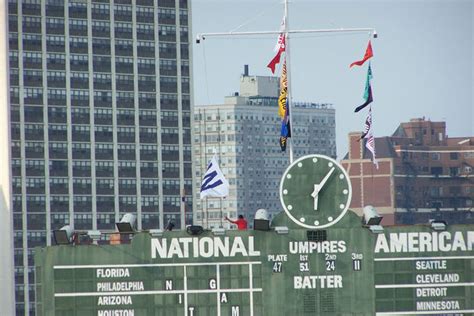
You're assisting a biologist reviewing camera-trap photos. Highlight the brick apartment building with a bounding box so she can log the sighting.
[341,118,474,225]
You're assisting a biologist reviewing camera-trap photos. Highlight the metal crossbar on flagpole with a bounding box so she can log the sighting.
[196,1,377,163]
[196,28,377,42]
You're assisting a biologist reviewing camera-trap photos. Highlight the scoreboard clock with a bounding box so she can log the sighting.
[279,154,352,229]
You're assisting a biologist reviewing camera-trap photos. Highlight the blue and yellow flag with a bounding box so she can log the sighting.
[278,61,287,118]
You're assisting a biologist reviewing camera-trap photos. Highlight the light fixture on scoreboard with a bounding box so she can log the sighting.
[211,227,226,236]
[362,205,383,226]
[186,225,204,235]
[87,230,101,244]
[254,208,270,231]
[254,219,270,231]
[274,226,289,235]
[368,225,384,234]
[429,219,447,231]
[149,229,164,237]
[116,213,137,233]
[53,225,74,245]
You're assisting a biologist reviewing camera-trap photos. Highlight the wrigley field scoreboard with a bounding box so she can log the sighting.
[35,155,474,315]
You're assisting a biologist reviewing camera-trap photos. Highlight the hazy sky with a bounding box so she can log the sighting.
[191,0,473,159]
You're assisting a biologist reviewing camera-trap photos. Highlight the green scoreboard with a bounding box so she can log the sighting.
[35,155,474,315]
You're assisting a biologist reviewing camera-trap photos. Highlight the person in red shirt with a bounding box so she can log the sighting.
[224,215,248,230]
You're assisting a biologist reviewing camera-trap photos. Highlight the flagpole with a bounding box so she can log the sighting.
[220,197,223,227]
[205,197,208,229]
[283,0,294,163]
[196,5,377,164]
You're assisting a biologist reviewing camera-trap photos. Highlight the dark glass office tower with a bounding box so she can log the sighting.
[7,0,193,314]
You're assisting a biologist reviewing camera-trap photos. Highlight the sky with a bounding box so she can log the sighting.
[191,0,473,159]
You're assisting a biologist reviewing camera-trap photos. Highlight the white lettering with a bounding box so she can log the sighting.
[220,293,227,303]
[415,273,459,284]
[230,237,248,256]
[439,232,451,251]
[248,236,260,256]
[97,296,133,306]
[418,233,433,252]
[416,300,460,311]
[97,269,130,278]
[374,235,390,253]
[209,279,216,289]
[289,241,347,254]
[452,232,467,251]
[408,233,419,252]
[293,275,343,289]
[374,232,474,253]
[151,237,260,259]
[180,238,193,257]
[199,237,214,258]
[151,239,167,259]
[97,310,135,316]
[214,238,229,257]
[168,239,185,258]
[232,306,240,316]
[267,254,288,262]
[416,287,448,297]
[390,233,407,252]
[97,282,144,292]
[415,260,447,270]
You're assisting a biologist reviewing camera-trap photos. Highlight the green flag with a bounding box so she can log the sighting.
[363,63,373,101]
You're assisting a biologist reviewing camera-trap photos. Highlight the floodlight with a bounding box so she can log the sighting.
[254,219,270,231]
[254,209,270,231]
[53,225,73,245]
[186,225,204,235]
[255,209,269,221]
[429,219,447,231]
[87,230,101,241]
[363,205,383,226]
[165,220,175,231]
[116,213,136,233]
[149,229,164,238]
[87,230,101,239]
[368,225,384,234]
[211,227,226,236]
[274,226,289,235]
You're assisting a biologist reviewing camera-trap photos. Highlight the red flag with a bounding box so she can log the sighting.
[267,34,285,74]
[350,40,373,68]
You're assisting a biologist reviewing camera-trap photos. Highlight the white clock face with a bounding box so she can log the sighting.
[279,154,352,229]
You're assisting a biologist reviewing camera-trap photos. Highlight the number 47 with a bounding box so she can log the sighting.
[272,261,282,273]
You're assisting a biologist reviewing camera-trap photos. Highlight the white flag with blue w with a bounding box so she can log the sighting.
[200,155,229,199]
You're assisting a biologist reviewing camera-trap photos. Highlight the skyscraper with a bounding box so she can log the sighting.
[193,68,336,229]
[7,0,193,314]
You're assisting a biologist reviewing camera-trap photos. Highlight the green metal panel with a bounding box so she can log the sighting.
[35,213,474,315]
[35,156,474,315]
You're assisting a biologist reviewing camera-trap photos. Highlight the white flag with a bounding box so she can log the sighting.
[360,106,372,140]
[200,155,229,199]
[365,130,379,169]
